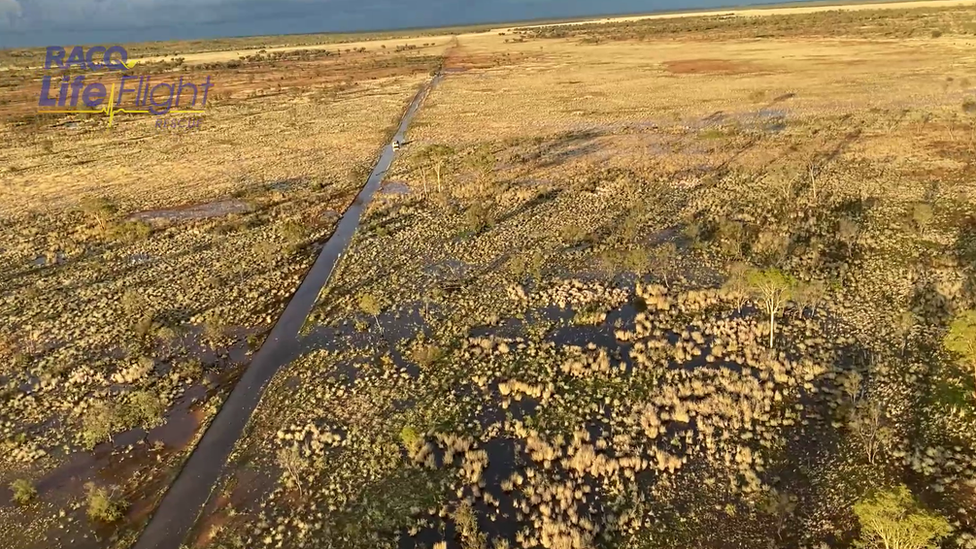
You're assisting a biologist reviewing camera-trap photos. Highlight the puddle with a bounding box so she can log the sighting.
[128,252,154,265]
[379,181,411,195]
[267,179,302,192]
[128,199,252,225]
[32,252,65,266]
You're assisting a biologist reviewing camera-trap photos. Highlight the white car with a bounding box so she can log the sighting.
[392,140,401,151]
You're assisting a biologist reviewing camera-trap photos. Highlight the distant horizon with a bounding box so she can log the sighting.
[0,0,920,49]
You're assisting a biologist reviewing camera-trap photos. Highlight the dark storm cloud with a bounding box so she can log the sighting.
[0,0,785,48]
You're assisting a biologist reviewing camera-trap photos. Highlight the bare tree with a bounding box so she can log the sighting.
[747,268,797,348]
[425,144,455,194]
[794,279,826,318]
[808,162,825,203]
[837,217,861,259]
[465,147,496,197]
[841,370,863,407]
[848,400,893,465]
[896,309,917,360]
[761,488,797,541]
[277,446,306,498]
[722,262,751,314]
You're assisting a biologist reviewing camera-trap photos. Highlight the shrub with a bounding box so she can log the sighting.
[9,479,36,505]
[463,203,493,234]
[649,242,678,287]
[505,250,546,283]
[85,482,126,523]
[203,313,227,341]
[944,310,976,393]
[410,343,443,368]
[558,224,589,246]
[109,220,152,243]
[911,202,934,235]
[853,485,951,549]
[625,248,651,279]
[358,293,382,330]
[121,390,163,430]
[79,196,117,230]
[280,219,306,243]
[120,290,149,318]
[82,400,119,450]
[455,500,486,549]
[399,425,422,453]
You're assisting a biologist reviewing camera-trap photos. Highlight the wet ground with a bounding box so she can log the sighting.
[131,74,446,549]
[128,200,253,226]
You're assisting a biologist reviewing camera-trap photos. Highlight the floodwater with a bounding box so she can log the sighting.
[128,199,253,225]
[131,75,443,549]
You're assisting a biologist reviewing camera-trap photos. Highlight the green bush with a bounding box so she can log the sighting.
[78,196,117,229]
[109,220,153,243]
[81,400,119,450]
[85,482,126,523]
[399,425,422,453]
[9,479,36,505]
[463,203,493,235]
[121,390,163,430]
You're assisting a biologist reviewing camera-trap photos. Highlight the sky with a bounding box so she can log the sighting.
[0,0,799,49]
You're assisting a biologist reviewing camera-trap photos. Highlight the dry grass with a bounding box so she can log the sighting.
[0,46,438,549]
[5,2,976,549]
[204,7,976,549]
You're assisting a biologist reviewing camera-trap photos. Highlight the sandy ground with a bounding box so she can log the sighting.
[134,38,453,67]
[124,0,976,67]
[506,0,976,30]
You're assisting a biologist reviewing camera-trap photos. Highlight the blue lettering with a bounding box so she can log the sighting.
[175,77,197,107]
[82,83,107,108]
[64,46,87,69]
[38,76,58,106]
[45,46,65,70]
[104,46,128,71]
[116,75,140,107]
[201,75,214,105]
[68,76,86,107]
[148,82,173,115]
[85,46,105,71]
[57,75,70,107]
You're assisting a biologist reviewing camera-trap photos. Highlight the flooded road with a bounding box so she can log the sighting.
[132,75,442,549]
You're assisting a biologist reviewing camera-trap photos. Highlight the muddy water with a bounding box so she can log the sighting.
[131,76,443,549]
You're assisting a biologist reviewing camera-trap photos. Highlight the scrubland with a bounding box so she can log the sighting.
[0,43,440,548]
[202,4,976,549]
[4,2,976,549]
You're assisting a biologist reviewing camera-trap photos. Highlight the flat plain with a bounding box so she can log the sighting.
[3,2,976,549]
[0,39,444,549]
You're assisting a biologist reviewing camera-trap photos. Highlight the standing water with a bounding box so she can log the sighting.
[132,75,443,549]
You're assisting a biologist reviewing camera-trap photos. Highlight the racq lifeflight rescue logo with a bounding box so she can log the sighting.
[39,45,214,128]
